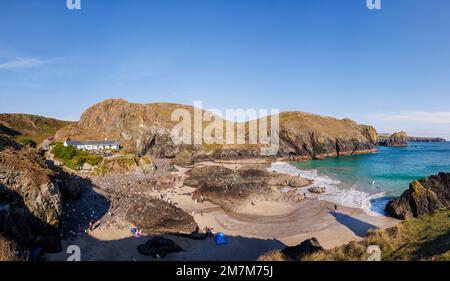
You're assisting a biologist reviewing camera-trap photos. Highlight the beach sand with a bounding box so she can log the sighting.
[46,162,399,261]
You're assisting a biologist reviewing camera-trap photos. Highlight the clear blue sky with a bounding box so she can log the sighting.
[1,0,450,139]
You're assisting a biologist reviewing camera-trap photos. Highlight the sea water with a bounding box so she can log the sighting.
[269,142,450,216]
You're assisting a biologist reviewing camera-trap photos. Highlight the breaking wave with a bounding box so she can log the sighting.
[268,162,390,216]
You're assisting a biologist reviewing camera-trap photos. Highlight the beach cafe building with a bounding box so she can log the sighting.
[63,140,120,151]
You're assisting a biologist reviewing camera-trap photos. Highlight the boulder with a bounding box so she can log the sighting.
[282,238,324,261]
[137,237,183,258]
[125,198,198,235]
[172,150,194,167]
[267,173,312,187]
[308,187,326,194]
[385,173,450,219]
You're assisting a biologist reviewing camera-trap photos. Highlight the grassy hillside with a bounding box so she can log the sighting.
[260,209,450,261]
[0,113,73,144]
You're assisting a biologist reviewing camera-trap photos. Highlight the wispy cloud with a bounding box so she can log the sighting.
[0,57,44,70]
[365,111,450,124]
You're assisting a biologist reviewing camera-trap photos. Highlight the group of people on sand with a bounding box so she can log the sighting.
[131,227,144,238]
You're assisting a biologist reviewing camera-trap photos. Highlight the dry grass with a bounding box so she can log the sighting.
[0,236,20,261]
[258,210,450,261]
[304,209,450,261]
[258,250,286,261]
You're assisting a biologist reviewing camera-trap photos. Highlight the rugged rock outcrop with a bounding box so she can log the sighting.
[125,198,198,235]
[278,113,378,159]
[385,173,450,219]
[379,132,408,147]
[94,155,155,176]
[171,150,194,167]
[0,134,62,251]
[281,238,324,261]
[186,166,310,211]
[55,99,379,160]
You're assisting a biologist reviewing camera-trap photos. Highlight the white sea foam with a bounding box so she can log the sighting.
[268,162,389,216]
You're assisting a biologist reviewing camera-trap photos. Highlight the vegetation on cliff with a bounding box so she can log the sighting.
[0,114,73,144]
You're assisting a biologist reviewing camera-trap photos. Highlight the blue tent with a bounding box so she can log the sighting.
[215,232,228,245]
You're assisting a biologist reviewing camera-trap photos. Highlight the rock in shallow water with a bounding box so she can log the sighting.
[385,172,450,219]
[379,131,408,147]
[308,187,326,194]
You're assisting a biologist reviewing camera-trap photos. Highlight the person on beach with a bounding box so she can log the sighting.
[334,205,338,212]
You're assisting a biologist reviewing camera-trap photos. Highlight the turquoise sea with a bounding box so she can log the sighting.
[271,142,450,215]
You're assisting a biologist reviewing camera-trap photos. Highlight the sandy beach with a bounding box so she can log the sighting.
[46,161,399,261]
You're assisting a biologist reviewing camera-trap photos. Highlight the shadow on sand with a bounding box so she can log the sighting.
[330,211,378,237]
[50,233,286,261]
[59,176,111,236]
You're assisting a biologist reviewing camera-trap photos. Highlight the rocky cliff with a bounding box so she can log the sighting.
[385,173,450,219]
[0,133,78,252]
[55,99,378,160]
[379,131,408,147]
[278,113,378,158]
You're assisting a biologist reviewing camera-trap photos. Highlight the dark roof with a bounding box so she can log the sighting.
[65,140,119,146]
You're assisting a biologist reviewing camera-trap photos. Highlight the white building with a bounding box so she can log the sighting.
[64,140,120,151]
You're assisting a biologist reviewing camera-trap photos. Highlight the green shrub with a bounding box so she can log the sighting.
[16,136,37,148]
[77,155,103,166]
[52,143,78,161]
[51,142,103,170]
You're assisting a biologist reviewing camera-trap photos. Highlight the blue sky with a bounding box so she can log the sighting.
[1,0,450,139]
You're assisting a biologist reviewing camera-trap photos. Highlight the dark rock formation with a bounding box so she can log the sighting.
[125,198,198,235]
[386,173,450,219]
[0,134,63,252]
[137,237,183,258]
[187,166,310,211]
[379,132,408,147]
[308,187,326,194]
[282,238,324,260]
